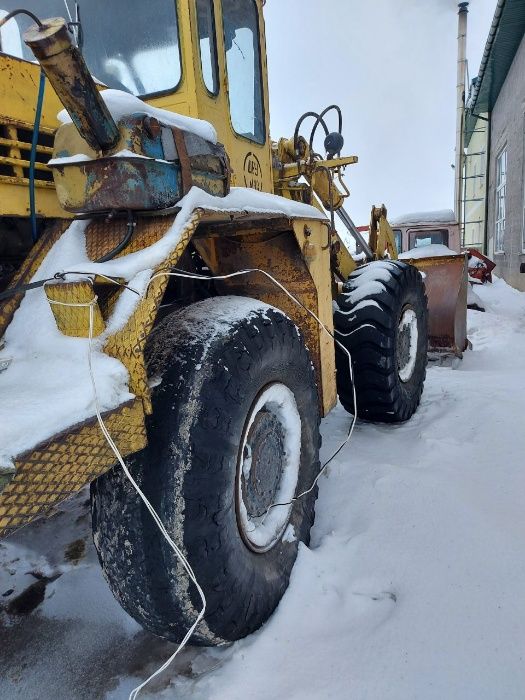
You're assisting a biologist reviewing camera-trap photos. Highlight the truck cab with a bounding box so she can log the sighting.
[389,209,461,255]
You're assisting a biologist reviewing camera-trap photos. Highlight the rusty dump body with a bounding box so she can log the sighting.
[405,253,469,356]
[392,212,469,356]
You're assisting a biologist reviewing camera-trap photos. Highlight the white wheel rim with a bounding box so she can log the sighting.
[236,383,301,553]
[397,307,418,382]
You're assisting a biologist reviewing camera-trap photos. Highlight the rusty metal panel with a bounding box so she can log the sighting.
[0,399,146,539]
[50,111,230,215]
[409,254,468,355]
[85,213,175,261]
[194,216,336,416]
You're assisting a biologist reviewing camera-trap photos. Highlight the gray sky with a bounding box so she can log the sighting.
[265,0,496,224]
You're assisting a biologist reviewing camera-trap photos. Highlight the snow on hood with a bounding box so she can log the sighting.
[399,244,460,260]
[0,186,326,467]
[390,209,456,226]
[57,89,218,144]
[63,187,327,280]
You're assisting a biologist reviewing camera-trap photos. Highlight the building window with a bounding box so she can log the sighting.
[495,148,507,253]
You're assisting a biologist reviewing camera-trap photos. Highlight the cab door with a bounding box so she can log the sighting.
[193,0,273,193]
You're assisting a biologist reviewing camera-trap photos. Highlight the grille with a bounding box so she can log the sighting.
[0,118,54,186]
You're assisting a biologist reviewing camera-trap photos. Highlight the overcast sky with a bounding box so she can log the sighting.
[264,0,496,224]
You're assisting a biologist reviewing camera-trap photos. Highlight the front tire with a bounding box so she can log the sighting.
[334,260,428,422]
[91,297,320,645]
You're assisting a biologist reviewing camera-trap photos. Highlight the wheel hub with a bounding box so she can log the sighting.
[397,306,418,382]
[236,384,301,553]
[241,411,286,519]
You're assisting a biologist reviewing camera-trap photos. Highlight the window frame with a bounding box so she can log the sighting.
[522,117,525,253]
[221,0,266,146]
[495,146,507,254]
[195,0,220,97]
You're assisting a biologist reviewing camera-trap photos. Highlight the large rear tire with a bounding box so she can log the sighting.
[334,260,428,422]
[91,297,320,645]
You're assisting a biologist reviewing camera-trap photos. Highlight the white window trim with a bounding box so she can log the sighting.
[522,187,525,253]
[522,117,525,253]
[495,147,507,254]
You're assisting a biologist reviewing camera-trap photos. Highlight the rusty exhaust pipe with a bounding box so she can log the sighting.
[24,18,119,153]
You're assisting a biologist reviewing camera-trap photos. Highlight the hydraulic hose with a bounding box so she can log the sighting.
[29,70,46,243]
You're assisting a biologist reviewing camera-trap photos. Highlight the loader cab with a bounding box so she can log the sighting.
[0,0,273,197]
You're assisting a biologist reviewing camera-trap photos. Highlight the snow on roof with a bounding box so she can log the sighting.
[390,209,456,226]
[57,89,218,144]
[0,186,326,468]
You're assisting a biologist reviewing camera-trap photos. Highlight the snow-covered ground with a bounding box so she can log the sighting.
[1,278,525,700]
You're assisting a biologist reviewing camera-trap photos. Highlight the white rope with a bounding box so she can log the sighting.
[46,286,206,700]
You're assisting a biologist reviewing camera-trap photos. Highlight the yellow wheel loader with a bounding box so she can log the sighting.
[0,1,450,644]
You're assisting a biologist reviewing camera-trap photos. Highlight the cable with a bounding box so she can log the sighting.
[308,105,343,155]
[29,69,46,243]
[0,9,43,29]
[62,0,73,22]
[94,211,136,263]
[0,270,139,303]
[0,271,67,302]
[44,284,206,700]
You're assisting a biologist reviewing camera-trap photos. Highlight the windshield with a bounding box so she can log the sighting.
[410,229,449,249]
[0,0,181,97]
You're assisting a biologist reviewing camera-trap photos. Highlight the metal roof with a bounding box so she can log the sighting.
[466,0,525,143]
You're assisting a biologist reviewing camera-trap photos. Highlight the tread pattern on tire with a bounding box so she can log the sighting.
[333,260,428,422]
[91,296,321,646]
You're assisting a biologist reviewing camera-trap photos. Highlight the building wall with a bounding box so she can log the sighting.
[488,32,525,291]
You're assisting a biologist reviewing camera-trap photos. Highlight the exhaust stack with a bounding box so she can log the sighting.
[24,18,119,153]
[455,2,469,227]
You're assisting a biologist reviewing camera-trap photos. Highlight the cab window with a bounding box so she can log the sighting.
[0,0,182,97]
[222,0,265,144]
[81,0,182,96]
[196,0,219,94]
[392,228,402,253]
[410,229,449,249]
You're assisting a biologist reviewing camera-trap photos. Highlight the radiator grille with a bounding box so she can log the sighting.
[0,118,54,186]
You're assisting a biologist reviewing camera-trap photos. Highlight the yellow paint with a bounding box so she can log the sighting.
[0,0,345,530]
[0,53,68,218]
[369,206,399,260]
